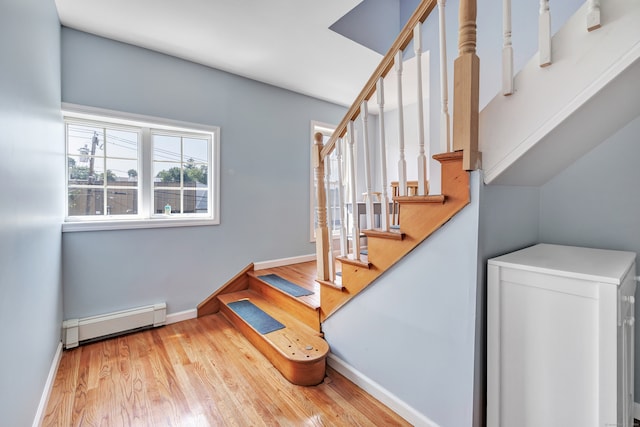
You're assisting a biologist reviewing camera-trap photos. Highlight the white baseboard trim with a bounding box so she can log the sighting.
[634,402,640,421]
[166,309,197,325]
[33,341,63,427]
[327,353,439,427]
[254,254,316,270]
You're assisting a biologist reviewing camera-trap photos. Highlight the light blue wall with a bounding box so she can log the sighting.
[60,28,346,319]
[323,172,481,427]
[330,0,400,55]
[0,0,64,425]
[539,114,640,396]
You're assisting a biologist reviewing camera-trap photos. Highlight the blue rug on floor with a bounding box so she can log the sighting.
[227,300,285,334]
[258,273,314,297]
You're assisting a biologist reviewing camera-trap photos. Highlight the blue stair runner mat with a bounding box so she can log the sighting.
[227,300,285,335]
[258,273,314,297]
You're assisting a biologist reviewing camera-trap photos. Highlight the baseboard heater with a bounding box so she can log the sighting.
[62,303,166,349]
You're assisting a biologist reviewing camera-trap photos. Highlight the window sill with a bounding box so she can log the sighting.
[62,217,219,232]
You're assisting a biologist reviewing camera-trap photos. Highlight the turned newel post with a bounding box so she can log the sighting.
[313,132,330,281]
[453,0,480,171]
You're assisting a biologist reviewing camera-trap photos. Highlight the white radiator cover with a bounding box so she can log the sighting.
[62,303,166,349]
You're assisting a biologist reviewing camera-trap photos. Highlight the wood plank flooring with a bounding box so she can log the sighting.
[43,313,409,426]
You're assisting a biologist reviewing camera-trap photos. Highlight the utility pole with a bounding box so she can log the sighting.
[85,131,99,215]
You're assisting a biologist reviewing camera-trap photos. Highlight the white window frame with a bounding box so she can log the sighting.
[62,103,220,232]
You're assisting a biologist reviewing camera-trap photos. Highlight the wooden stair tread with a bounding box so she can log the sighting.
[393,194,446,204]
[218,290,325,343]
[246,270,320,332]
[363,229,405,240]
[218,290,328,386]
[337,255,372,269]
[433,150,463,162]
[317,275,344,291]
[248,271,319,310]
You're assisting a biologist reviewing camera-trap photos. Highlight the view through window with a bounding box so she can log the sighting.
[64,107,219,230]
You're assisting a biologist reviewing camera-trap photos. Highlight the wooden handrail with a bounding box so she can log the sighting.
[320,0,438,160]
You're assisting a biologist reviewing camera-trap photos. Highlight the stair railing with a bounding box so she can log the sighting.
[314,0,479,282]
[502,0,603,95]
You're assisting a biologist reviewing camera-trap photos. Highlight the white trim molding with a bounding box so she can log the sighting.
[166,309,197,325]
[254,254,316,270]
[33,342,63,427]
[327,353,439,427]
[634,402,640,422]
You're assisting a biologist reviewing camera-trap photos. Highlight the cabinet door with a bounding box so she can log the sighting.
[488,266,599,427]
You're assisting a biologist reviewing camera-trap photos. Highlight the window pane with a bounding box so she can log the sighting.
[183,137,208,164]
[184,189,208,214]
[154,189,181,214]
[88,160,106,185]
[154,162,182,185]
[105,129,138,159]
[106,158,138,183]
[68,155,91,183]
[184,162,208,187]
[67,124,104,161]
[153,134,181,162]
[106,189,138,216]
[68,188,105,216]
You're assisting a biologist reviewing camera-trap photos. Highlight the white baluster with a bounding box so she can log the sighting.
[539,0,551,67]
[377,77,390,231]
[360,100,375,231]
[414,23,428,196]
[438,0,452,151]
[586,0,601,32]
[347,121,361,260]
[502,0,514,95]
[336,138,348,257]
[324,147,335,281]
[395,51,407,197]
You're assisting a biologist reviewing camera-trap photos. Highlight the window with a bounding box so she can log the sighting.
[63,104,219,232]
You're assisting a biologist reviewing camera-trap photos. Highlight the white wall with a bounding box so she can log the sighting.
[323,172,481,427]
[60,29,346,319]
[0,0,64,425]
[539,114,640,396]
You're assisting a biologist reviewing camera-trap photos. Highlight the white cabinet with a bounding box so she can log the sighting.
[487,244,636,427]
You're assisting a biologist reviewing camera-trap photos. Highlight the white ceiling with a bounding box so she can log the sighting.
[54,0,384,107]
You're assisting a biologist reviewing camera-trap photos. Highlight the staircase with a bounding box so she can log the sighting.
[480,0,640,186]
[320,151,469,319]
[194,0,481,387]
[197,264,328,386]
[196,150,470,386]
[193,0,637,390]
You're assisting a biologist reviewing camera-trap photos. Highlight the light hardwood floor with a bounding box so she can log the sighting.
[43,313,409,426]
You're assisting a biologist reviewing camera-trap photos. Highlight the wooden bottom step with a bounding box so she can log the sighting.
[218,290,329,386]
